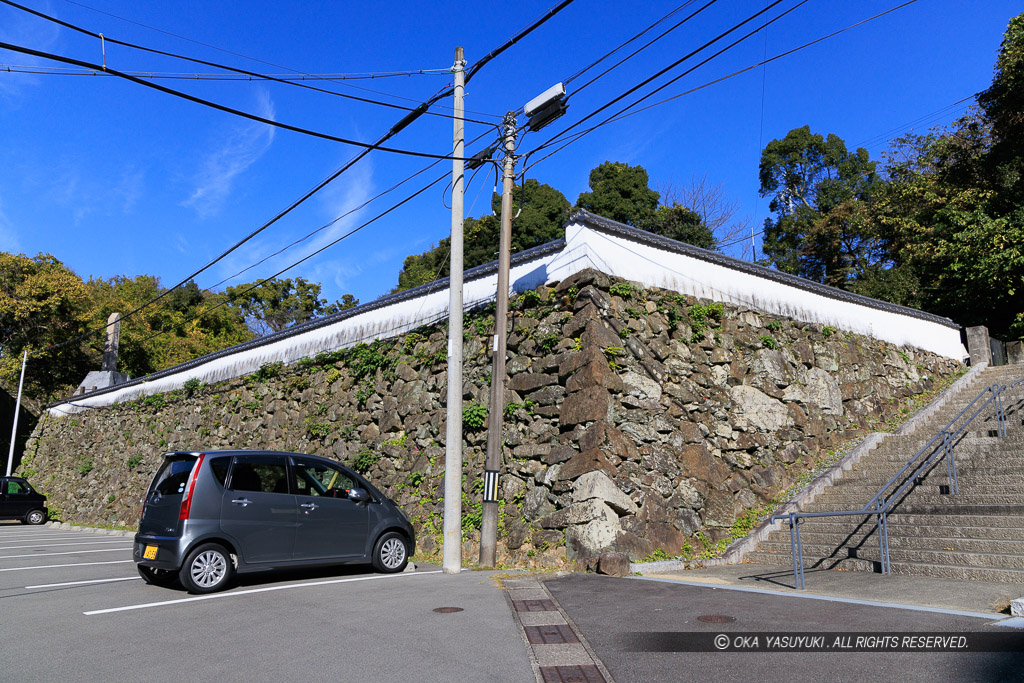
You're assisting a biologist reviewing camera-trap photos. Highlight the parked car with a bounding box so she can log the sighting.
[133,450,415,593]
[0,476,48,525]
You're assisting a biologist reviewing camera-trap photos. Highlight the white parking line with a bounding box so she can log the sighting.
[0,560,133,572]
[0,540,132,550]
[0,548,130,559]
[84,570,443,615]
[26,577,141,589]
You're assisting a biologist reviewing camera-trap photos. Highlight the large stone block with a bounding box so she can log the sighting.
[572,470,639,514]
[538,499,617,529]
[560,384,612,427]
[557,447,616,481]
[679,443,728,483]
[729,385,793,432]
[508,372,557,394]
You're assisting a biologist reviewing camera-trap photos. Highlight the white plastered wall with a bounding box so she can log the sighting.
[566,222,965,360]
[49,220,963,416]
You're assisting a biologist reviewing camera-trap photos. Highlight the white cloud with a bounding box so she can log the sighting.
[0,196,21,252]
[182,89,276,218]
[0,2,61,101]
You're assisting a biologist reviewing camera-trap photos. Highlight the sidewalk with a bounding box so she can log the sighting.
[637,562,1023,618]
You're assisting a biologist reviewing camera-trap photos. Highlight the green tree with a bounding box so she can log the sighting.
[759,126,884,287]
[576,161,660,225]
[225,277,330,336]
[84,275,252,378]
[394,180,569,292]
[0,252,90,397]
[977,13,1024,214]
[640,204,716,249]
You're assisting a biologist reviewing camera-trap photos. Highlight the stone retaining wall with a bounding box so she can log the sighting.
[23,269,962,568]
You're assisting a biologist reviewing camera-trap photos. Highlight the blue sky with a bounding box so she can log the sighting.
[0,0,1018,310]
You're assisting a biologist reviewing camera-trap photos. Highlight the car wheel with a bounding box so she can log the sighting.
[25,509,46,525]
[179,543,233,594]
[372,531,409,573]
[138,564,178,588]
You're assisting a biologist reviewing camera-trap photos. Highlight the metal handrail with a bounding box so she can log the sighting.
[770,378,1019,589]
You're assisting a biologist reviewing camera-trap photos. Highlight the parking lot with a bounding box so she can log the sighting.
[0,522,535,682]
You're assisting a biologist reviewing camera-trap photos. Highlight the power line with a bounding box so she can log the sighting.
[0,63,453,80]
[466,0,577,83]
[37,0,580,353]
[55,0,473,111]
[0,0,500,124]
[528,0,795,158]
[0,41,478,160]
[568,0,720,97]
[524,0,921,173]
[563,1,700,86]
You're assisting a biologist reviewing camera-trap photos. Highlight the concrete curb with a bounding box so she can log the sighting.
[631,363,988,575]
[44,521,134,537]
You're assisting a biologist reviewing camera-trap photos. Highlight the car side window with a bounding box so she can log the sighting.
[292,458,355,499]
[209,456,231,486]
[6,480,30,495]
[228,456,289,494]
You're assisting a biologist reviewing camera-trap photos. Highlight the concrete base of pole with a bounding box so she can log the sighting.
[479,501,499,568]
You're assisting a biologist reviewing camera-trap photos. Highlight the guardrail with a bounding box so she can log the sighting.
[771,376,1023,589]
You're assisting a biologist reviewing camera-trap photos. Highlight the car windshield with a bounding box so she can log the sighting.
[150,455,197,496]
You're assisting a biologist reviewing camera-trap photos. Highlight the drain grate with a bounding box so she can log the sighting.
[432,607,464,613]
[697,614,736,623]
[513,599,557,612]
[525,624,580,645]
[539,664,606,682]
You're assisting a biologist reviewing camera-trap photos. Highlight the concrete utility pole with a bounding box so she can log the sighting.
[480,111,517,567]
[442,47,466,575]
[5,350,27,477]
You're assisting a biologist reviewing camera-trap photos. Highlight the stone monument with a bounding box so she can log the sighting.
[74,312,131,395]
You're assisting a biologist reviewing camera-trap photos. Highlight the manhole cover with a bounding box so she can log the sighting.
[697,615,736,623]
[433,607,464,613]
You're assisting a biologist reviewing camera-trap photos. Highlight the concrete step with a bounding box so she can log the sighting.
[782,505,1024,521]
[770,521,1024,540]
[820,483,1023,498]
[809,494,1024,508]
[747,551,1024,583]
[757,535,1024,557]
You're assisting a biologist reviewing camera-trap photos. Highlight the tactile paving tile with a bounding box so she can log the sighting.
[513,598,558,612]
[525,624,581,645]
[539,664,607,683]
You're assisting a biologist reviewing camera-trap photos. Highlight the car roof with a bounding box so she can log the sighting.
[161,450,346,465]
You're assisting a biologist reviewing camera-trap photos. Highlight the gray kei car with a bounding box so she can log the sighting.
[133,450,415,593]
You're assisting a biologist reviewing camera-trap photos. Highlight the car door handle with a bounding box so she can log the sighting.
[231,498,252,507]
[300,502,318,511]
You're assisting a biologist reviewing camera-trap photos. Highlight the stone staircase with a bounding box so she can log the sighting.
[748,364,1024,583]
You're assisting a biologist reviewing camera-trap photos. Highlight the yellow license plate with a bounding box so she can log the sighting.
[143,545,158,560]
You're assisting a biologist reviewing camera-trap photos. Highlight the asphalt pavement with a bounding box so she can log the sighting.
[4,522,1024,683]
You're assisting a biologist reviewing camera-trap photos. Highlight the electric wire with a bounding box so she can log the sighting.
[568,0,720,97]
[35,0,579,353]
[523,0,920,173]
[0,0,500,124]
[562,1,699,86]
[0,40,482,160]
[55,0,485,113]
[528,0,794,158]
[465,0,577,83]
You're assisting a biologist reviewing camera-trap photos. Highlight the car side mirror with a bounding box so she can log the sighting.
[348,488,369,503]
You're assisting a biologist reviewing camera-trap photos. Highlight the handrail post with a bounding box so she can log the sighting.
[995,385,1007,437]
[788,514,805,590]
[795,517,805,590]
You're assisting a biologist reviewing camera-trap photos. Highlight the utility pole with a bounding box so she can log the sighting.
[479,111,517,568]
[442,47,466,575]
[5,350,27,477]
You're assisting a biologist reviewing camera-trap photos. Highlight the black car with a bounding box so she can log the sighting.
[0,476,48,525]
[133,450,415,593]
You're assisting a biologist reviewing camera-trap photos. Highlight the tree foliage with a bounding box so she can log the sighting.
[576,161,660,226]
[758,13,1024,338]
[224,276,357,337]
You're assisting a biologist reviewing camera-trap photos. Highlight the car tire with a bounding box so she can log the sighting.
[179,543,234,594]
[371,531,409,573]
[138,564,179,588]
[25,509,46,525]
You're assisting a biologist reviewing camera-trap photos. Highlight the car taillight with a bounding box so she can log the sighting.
[178,453,206,521]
